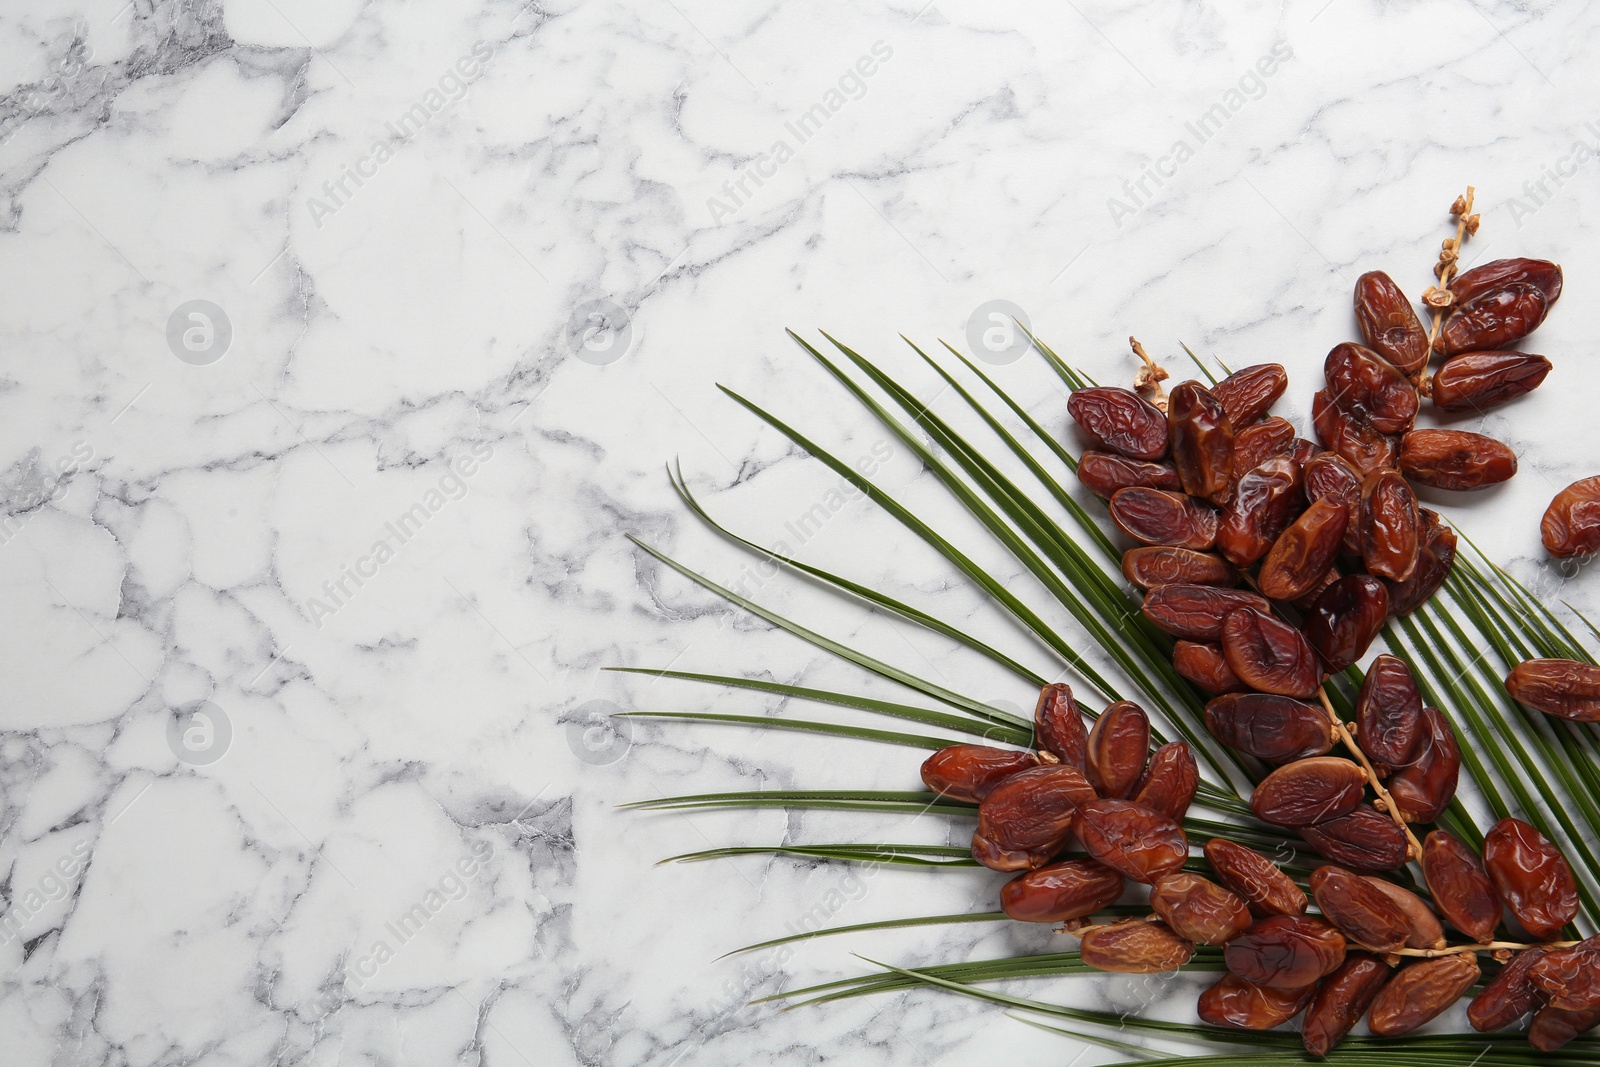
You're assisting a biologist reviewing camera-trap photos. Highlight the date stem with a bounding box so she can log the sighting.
[1315,687,1423,860]
[1392,938,1580,958]
[1419,185,1479,383]
[1129,336,1170,412]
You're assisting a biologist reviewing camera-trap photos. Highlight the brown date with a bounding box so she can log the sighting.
[1384,508,1457,616]
[1303,575,1388,673]
[1174,641,1247,695]
[1529,1003,1600,1052]
[1122,546,1238,590]
[1224,915,1347,990]
[1231,416,1296,479]
[1302,451,1363,554]
[972,765,1097,871]
[1203,838,1307,917]
[1358,468,1420,582]
[1168,381,1236,505]
[1033,683,1087,767]
[1469,943,1553,1031]
[1354,270,1430,375]
[1289,567,1344,614]
[1542,476,1600,560]
[1421,830,1502,944]
[1302,953,1388,1056]
[1286,437,1324,467]
[1221,608,1322,699]
[1431,350,1551,412]
[1259,498,1349,601]
[1324,342,1419,434]
[1362,877,1446,950]
[1299,806,1410,871]
[1150,871,1253,945]
[1484,817,1580,942]
[1133,741,1199,821]
[1204,693,1332,764]
[1085,701,1149,798]
[1312,388,1398,475]
[1251,757,1366,828]
[1387,706,1460,824]
[1141,584,1273,642]
[1211,364,1289,427]
[920,744,1038,803]
[1398,428,1517,491]
[1077,450,1183,499]
[1309,865,1410,952]
[1198,973,1314,1031]
[1109,487,1218,550]
[1451,256,1563,306]
[1078,919,1195,973]
[1367,954,1481,1037]
[1216,456,1305,566]
[1000,858,1124,923]
[1529,935,1600,1011]
[1075,798,1188,884]
[1441,283,1550,355]
[1068,386,1169,460]
[1505,658,1600,722]
[1354,653,1423,769]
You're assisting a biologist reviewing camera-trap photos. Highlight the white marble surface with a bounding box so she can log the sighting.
[1,0,1598,1063]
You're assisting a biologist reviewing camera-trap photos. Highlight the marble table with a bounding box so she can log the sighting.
[1,0,1596,1063]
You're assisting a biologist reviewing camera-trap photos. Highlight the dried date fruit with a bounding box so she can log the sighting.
[1542,476,1600,559]
[1484,817,1580,941]
[1303,451,1363,555]
[1362,877,1445,950]
[1259,498,1350,601]
[1302,952,1389,1056]
[1324,342,1419,434]
[1367,954,1481,1037]
[1289,567,1343,613]
[1068,387,1169,460]
[1387,706,1460,824]
[1078,919,1194,973]
[1469,944,1553,1031]
[1122,546,1238,590]
[1441,283,1550,355]
[1421,830,1502,944]
[1303,575,1388,673]
[1204,693,1332,764]
[1529,935,1600,1010]
[1354,270,1430,375]
[1077,450,1183,499]
[1286,437,1323,467]
[1431,350,1551,412]
[1075,798,1188,884]
[1451,256,1563,306]
[1109,487,1218,550]
[1300,806,1410,871]
[1000,858,1124,923]
[972,765,1097,871]
[1199,973,1314,1030]
[1211,364,1289,427]
[1151,871,1253,945]
[1221,608,1322,699]
[1225,915,1347,989]
[1354,654,1423,769]
[1174,641,1247,695]
[1085,701,1150,798]
[1507,659,1600,722]
[1398,428,1518,491]
[1231,416,1296,479]
[920,744,1038,803]
[1384,508,1456,616]
[1251,757,1366,828]
[1033,683,1087,768]
[1168,381,1236,505]
[1132,741,1199,821]
[1529,1003,1600,1052]
[1358,468,1420,582]
[1204,838,1307,916]
[1312,388,1398,474]
[1309,865,1411,952]
[1216,456,1305,566]
[1141,584,1272,642]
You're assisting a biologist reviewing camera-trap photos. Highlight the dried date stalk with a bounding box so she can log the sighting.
[1418,186,1480,383]
[1130,336,1170,412]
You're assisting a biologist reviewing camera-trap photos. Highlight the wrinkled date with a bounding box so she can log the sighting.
[1542,476,1600,560]
[1232,416,1296,479]
[1034,683,1087,768]
[1313,388,1398,474]
[1362,877,1446,950]
[1529,1003,1600,1052]
[1470,944,1553,1032]
[1174,641,1247,695]
[1309,865,1410,952]
[1505,658,1600,722]
[1421,830,1503,944]
[1075,798,1188,883]
[1221,608,1322,699]
[1133,741,1199,821]
[1141,584,1273,642]
[1150,871,1253,945]
[1384,508,1457,617]
[1355,653,1424,769]
[1399,428,1518,491]
[1068,386,1169,460]
[1224,914,1348,989]
[1000,858,1124,923]
[1483,817,1580,941]
[1077,450,1183,499]
[1168,381,1236,504]
[1121,546,1238,590]
[1431,350,1551,412]
[1216,456,1305,566]
[1529,935,1600,1011]
[1204,693,1332,764]
[1359,468,1420,582]
[1303,575,1389,673]
[1258,497,1349,601]
[1203,838,1307,916]
[1441,282,1550,356]
[1302,952,1389,1056]
[1367,954,1481,1037]
[1354,270,1430,375]
[1085,701,1150,798]
[1211,363,1289,427]
[1303,451,1363,554]
[1077,919,1195,973]
[1324,342,1419,434]
[972,765,1097,871]
[1251,757,1367,828]
[1109,487,1219,550]
[921,744,1038,803]
[1387,705,1461,824]
[1198,973,1314,1031]
[1451,256,1564,307]
[1300,806,1410,871]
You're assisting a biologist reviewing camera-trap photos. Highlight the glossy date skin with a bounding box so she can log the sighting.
[972,765,1097,871]
[1142,584,1273,642]
[1398,428,1517,491]
[1302,952,1389,1056]
[1250,757,1367,828]
[1216,456,1305,566]
[1121,546,1238,590]
[1077,450,1183,499]
[1359,469,1420,582]
[1231,416,1296,478]
[1174,641,1247,695]
[1069,386,1169,460]
[1150,871,1254,945]
[1300,806,1410,872]
[1168,381,1236,504]
[1221,608,1322,699]
[1354,271,1430,375]
[1367,955,1481,1037]
[1309,865,1411,952]
[1451,257,1564,306]
[1078,920,1195,973]
[1203,838,1308,916]
[1211,364,1289,427]
[920,744,1038,803]
[1441,282,1549,355]
[1324,342,1419,434]
[1528,935,1600,1011]
[1303,575,1388,673]
[1133,741,1199,821]
[1421,830,1503,944]
[1224,915,1347,990]
[1199,973,1314,1031]
[1000,858,1124,923]
[1384,508,1457,617]
[1387,705,1461,824]
[1431,350,1551,412]
[1109,487,1219,549]
[1259,498,1349,601]
[1541,476,1600,559]
[1302,451,1363,555]
[1470,944,1553,1031]
[1483,817,1580,941]
[1034,683,1087,768]
[1204,693,1332,764]
[1505,658,1600,722]
[1529,1003,1600,1052]
[1075,798,1189,883]
[1085,701,1150,798]
[1355,654,1424,769]
[1312,388,1398,474]
[1362,877,1446,950]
